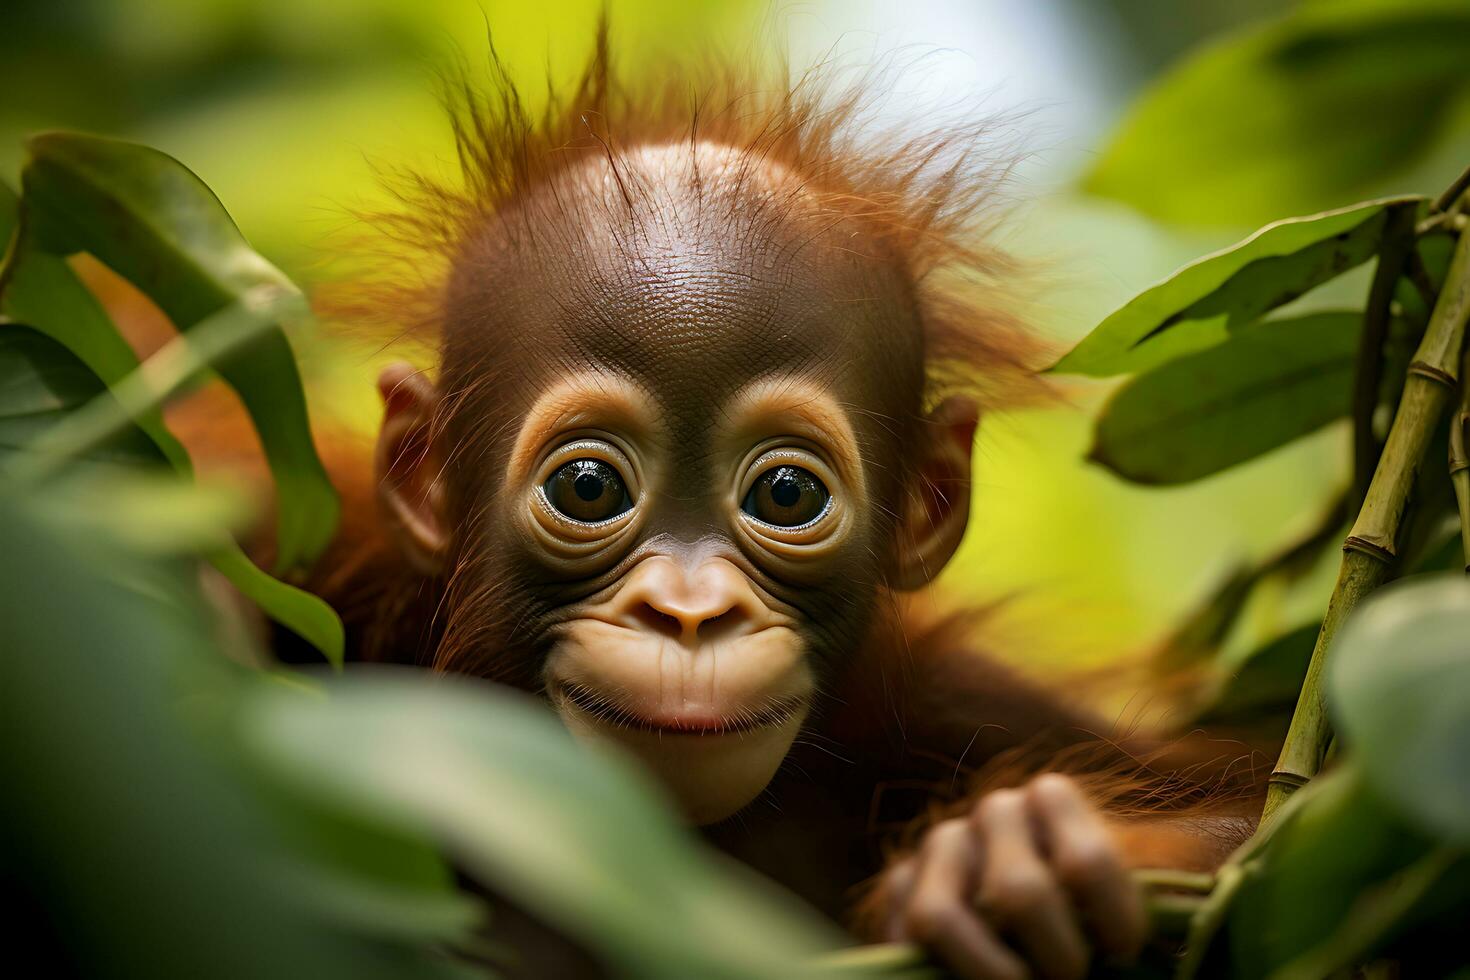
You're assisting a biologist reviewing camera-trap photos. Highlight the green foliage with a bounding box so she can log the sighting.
[1188,622,1317,731]
[1183,579,1470,979]
[5,5,1470,978]
[1091,312,1361,484]
[0,179,191,467]
[1049,198,1415,378]
[1085,0,1470,227]
[21,132,338,572]
[0,325,162,465]
[0,493,475,980]
[0,125,866,980]
[0,141,343,663]
[1330,577,1470,843]
[0,470,852,978]
[1062,10,1470,962]
[1222,767,1440,980]
[245,676,843,980]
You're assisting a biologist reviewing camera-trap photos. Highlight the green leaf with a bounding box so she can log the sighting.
[21,132,338,571]
[211,544,344,669]
[0,230,190,471]
[0,302,343,664]
[1191,622,1318,728]
[264,788,487,947]
[1083,1,1470,227]
[24,470,248,557]
[0,324,161,465]
[0,495,476,980]
[1270,847,1470,980]
[1090,311,1361,483]
[10,290,289,481]
[1226,765,1432,979]
[1051,198,1416,378]
[1329,575,1470,843]
[241,675,845,980]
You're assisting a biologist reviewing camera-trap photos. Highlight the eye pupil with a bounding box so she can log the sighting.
[573,471,604,501]
[742,464,830,528]
[770,476,801,508]
[544,458,632,523]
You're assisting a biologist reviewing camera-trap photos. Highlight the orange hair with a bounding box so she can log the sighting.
[322,21,1048,412]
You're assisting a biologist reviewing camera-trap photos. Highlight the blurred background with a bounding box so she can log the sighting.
[7,0,1468,677]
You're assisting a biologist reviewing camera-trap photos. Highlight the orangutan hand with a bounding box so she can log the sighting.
[877,773,1148,980]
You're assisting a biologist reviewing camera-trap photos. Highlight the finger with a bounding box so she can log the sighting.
[903,819,1028,980]
[882,857,918,942]
[972,789,1089,980]
[1027,774,1148,961]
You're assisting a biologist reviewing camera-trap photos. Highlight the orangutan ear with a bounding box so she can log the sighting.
[375,362,448,575]
[889,396,979,591]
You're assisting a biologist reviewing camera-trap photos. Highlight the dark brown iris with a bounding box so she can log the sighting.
[742,465,829,528]
[544,459,632,523]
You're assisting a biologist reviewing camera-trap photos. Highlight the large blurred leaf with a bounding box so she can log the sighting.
[1329,576,1470,843]
[1225,765,1432,979]
[1084,1,1470,227]
[1090,311,1361,483]
[1050,199,1415,378]
[20,133,337,571]
[0,179,189,468]
[0,298,343,664]
[1270,847,1470,980]
[242,673,847,980]
[0,179,12,242]
[0,494,476,980]
[0,324,161,465]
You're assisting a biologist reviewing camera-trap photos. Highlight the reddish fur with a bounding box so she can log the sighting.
[147,25,1268,952]
[318,24,1050,416]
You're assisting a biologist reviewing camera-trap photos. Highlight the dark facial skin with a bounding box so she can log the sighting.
[413,145,938,820]
[367,142,1190,979]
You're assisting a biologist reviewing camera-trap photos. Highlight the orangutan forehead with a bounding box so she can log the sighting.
[447,140,925,412]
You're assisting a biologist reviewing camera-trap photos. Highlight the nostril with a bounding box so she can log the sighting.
[696,607,747,643]
[630,602,684,639]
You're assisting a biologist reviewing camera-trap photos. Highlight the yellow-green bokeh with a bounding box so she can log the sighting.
[1,0,1374,672]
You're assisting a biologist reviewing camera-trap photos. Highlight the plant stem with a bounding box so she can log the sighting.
[1432,161,1470,214]
[1261,223,1470,825]
[1175,862,1250,980]
[1352,205,1418,506]
[1133,868,1216,895]
[809,877,1209,975]
[812,942,939,978]
[1452,349,1470,574]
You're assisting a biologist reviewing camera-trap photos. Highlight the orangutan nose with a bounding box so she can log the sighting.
[614,556,762,645]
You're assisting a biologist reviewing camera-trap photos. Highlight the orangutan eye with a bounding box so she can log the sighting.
[742,465,830,528]
[544,459,633,523]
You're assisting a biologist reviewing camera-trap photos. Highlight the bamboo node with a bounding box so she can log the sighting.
[1407,362,1459,387]
[1343,535,1396,563]
[1267,770,1312,791]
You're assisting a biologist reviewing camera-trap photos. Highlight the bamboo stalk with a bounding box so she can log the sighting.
[1432,161,1470,214]
[1352,205,1418,505]
[1451,348,1470,574]
[1260,223,1470,825]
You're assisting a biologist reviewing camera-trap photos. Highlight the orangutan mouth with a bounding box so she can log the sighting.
[550,680,807,736]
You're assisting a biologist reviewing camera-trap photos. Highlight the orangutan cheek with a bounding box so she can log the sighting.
[558,705,807,825]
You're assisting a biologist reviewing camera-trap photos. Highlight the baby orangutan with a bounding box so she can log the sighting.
[302,36,1262,980]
